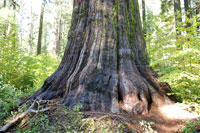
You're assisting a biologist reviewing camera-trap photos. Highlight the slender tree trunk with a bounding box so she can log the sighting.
[142,0,146,37]
[196,1,200,33]
[174,0,182,36]
[11,0,16,10]
[3,0,7,39]
[20,14,23,45]
[53,18,59,56]
[29,0,34,53]
[184,0,190,18]
[43,26,48,53]
[57,17,63,56]
[31,0,171,115]
[54,13,63,57]
[184,0,192,33]
[4,0,6,7]
[37,0,45,55]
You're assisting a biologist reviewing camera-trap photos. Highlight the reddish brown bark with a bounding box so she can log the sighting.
[31,0,171,115]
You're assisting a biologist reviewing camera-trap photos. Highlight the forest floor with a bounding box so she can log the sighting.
[128,103,199,132]
[2,102,199,133]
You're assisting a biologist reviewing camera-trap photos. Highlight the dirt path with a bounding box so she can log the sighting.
[119,104,199,133]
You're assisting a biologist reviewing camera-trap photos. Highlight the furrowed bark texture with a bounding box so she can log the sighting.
[31,0,171,115]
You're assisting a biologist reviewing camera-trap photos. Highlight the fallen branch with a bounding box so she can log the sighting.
[0,100,53,132]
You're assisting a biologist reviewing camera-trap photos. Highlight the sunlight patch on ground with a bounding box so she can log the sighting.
[158,104,199,120]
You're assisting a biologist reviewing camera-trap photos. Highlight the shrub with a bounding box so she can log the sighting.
[146,12,200,103]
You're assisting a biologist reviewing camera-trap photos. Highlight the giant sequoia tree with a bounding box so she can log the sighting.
[31,0,171,115]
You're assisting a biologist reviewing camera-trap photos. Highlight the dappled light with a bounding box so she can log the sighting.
[159,104,199,120]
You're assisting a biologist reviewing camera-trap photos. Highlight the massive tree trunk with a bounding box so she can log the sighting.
[31,0,171,115]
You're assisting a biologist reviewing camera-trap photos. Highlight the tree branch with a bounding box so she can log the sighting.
[0,100,53,132]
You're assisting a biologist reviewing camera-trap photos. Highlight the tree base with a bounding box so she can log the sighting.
[30,68,172,115]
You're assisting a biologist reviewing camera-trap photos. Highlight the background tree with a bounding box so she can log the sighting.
[174,0,182,36]
[161,0,173,15]
[184,0,192,18]
[28,0,34,53]
[10,0,17,10]
[184,0,192,32]
[53,0,64,57]
[4,0,6,7]
[37,0,45,55]
[142,0,146,37]
[195,0,199,32]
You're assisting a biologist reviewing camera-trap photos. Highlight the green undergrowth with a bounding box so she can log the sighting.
[0,7,60,90]
[13,106,130,133]
[1,104,158,133]
[0,81,35,127]
[0,52,59,126]
[10,105,159,133]
[181,118,200,133]
[146,12,200,132]
[146,12,200,104]
[0,53,59,90]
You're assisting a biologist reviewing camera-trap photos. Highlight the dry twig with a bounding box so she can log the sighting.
[0,99,53,132]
